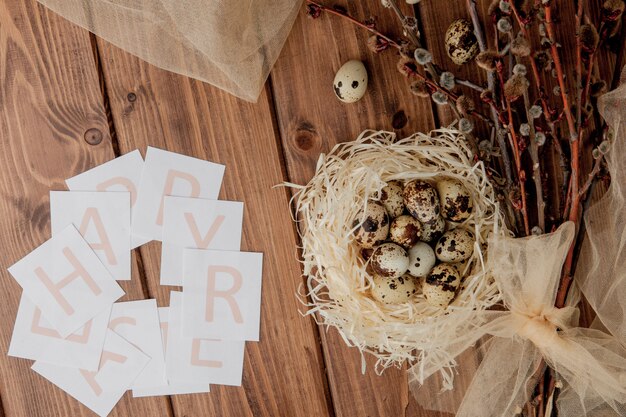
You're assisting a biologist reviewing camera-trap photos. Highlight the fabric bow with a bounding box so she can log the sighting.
[412,222,626,417]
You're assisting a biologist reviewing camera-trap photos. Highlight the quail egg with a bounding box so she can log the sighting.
[352,201,389,248]
[445,19,479,65]
[423,264,461,308]
[380,180,405,218]
[421,216,447,242]
[389,215,422,248]
[333,60,368,103]
[435,228,475,263]
[407,242,436,277]
[437,178,473,222]
[404,180,441,224]
[370,242,409,278]
[371,273,420,304]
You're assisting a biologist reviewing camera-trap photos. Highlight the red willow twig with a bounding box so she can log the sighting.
[305,0,401,50]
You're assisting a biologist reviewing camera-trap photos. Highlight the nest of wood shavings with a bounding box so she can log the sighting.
[288,129,507,375]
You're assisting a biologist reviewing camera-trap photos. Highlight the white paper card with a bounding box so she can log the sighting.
[132,147,225,242]
[32,330,150,417]
[166,292,245,387]
[160,197,243,286]
[50,191,131,281]
[8,294,110,371]
[65,150,147,249]
[109,300,167,389]
[8,225,124,337]
[132,307,209,397]
[182,250,263,341]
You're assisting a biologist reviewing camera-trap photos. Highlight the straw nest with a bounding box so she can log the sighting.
[288,129,506,377]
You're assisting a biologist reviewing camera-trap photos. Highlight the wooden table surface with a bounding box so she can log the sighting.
[0,0,619,416]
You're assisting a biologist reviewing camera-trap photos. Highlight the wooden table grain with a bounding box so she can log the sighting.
[0,0,619,416]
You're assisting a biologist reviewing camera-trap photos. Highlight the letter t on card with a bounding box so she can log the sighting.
[132,147,225,242]
[182,250,263,341]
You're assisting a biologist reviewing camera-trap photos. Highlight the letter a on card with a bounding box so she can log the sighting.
[8,225,124,337]
[182,250,263,341]
[160,196,243,285]
[50,191,131,281]
[65,150,148,248]
[132,147,225,242]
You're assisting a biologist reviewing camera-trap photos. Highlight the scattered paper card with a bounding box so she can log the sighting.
[132,306,210,397]
[182,250,263,341]
[132,147,225,242]
[109,300,167,389]
[65,150,147,249]
[160,197,243,286]
[166,292,245,387]
[50,191,131,281]
[32,329,150,417]
[8,225,124,337]
[8,294,110,371]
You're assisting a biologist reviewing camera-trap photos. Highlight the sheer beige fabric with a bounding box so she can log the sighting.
[410,68,626,416]
[37,0,303,102]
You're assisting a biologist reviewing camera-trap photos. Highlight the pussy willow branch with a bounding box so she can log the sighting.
[305,0,401,49]
[467,0,519,232]
[496,62,531,236]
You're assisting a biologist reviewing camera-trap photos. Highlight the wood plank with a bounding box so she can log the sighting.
[94,39,333,417]
[0,1,172,416]
[270,2,439,417]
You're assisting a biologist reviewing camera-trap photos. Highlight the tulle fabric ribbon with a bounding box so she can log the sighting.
[36,0,303,102]
[411,67,626,416]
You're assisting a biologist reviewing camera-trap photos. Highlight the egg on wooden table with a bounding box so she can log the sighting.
[389,215,422,248]
[435,228,475,263]
[380,180,405,218]
[352,201,390,248]
[437,178,473,222]
[404,180,441,224]
[370,242,409,278]
[407,242,436,277]
[423,264,461,308]
[333,60,368,103]
[421,216,446,242]
[445,19,479,65]
[371,273,420,304]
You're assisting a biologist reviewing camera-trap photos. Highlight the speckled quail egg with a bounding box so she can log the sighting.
[435,228,475,263]
[407,242,436,277]
[352,201,389,248]
[333,60,368,103]
[437,178,473,222]
[370,243,409,278]
[445,19,479,65]
[380,180,405,218]
[389,215,422,248]
[423,264,461,308]
[421,216,447,242]
[371,273,420,304]
[404,180,441,224]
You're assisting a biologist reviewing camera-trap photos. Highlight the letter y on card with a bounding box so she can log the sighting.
[8,225,124,337]
[161,196,243,286]
[65,150,147,249]
[182,250,263,341]
[50,191,131,281]
[132,147,225,242]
